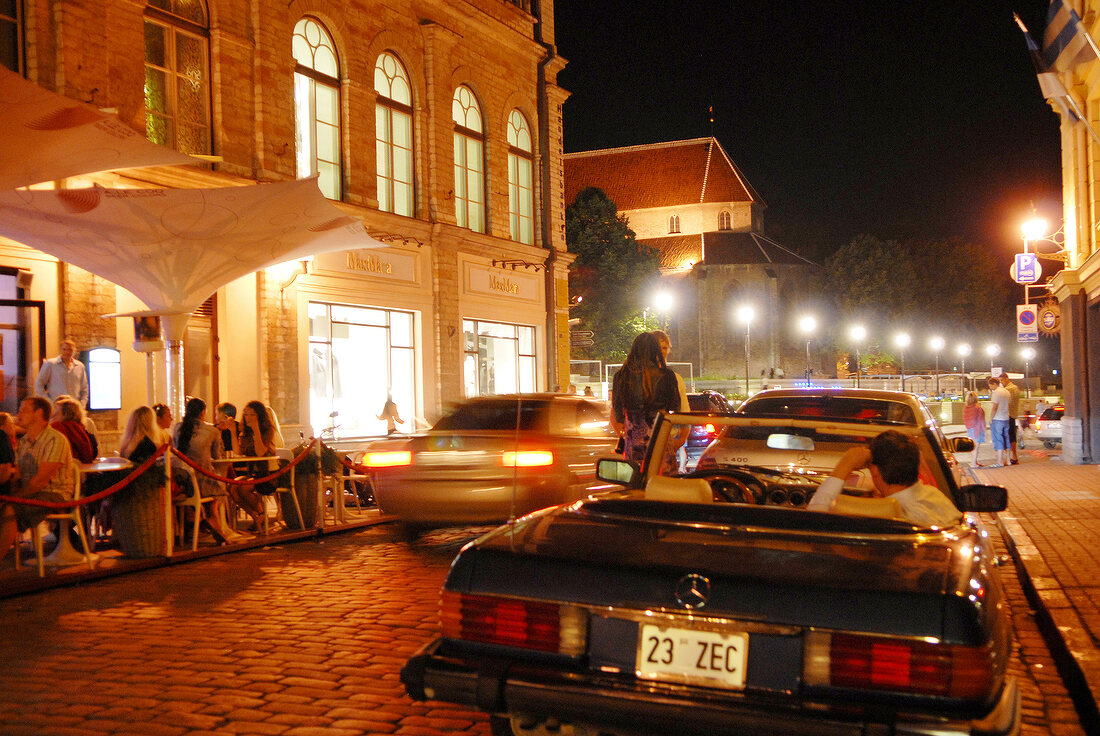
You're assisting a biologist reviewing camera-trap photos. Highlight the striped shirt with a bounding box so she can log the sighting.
[17,424,76,500]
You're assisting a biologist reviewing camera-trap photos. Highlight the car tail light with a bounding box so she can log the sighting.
[804,631,993,699]
[501,450,554,467]
[440,591,586,656]
[361,450,412,468]
[704,423,716,435]
[1035,420,1042,431]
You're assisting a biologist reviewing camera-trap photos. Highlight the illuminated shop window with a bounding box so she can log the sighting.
[1,0,23,74]
[719,210,731,230]
[293,17,341,200]
[668,214,680,234]
[374,52,414,216]
[144,0,211,154]
[452,86,485,233]
[308,302,416,438]
[507,110,534,245]
[463,319,536,397]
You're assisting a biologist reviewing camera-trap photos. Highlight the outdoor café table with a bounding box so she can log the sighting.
[41,457,132,567]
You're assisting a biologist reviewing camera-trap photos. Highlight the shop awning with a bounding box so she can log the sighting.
[0,177,381,314]
[0,67,198,189]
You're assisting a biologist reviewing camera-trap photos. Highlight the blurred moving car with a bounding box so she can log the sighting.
[366,394,616,530]
[1035,405,1064,449]
[402,411,1013,736]
[683,390,734,469]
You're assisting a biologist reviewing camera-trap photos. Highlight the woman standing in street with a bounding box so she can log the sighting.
[611,332,680,467]
[963,391,986,467]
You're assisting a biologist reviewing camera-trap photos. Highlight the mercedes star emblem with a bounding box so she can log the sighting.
[674,573,711,609]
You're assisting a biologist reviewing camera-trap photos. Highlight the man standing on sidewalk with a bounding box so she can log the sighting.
[1001,374,1021,465]
[987,377,1011,468]
[35,339,89,408]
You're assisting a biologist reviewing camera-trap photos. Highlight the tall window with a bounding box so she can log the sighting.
[0,0,22,74]
[463,319,536,397]
[293,18,341,200]
[669,214,680,234]
[374,52,413,216]
[452,86,485,233]
[144,0,210,154]
[507,110,534,244]
[719,210,731,230]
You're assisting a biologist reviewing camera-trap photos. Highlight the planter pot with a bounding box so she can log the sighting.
[109,470,167,558]
[281,467,319,530]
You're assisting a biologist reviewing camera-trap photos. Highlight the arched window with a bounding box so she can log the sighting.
[144,0,210,154]
[719,210,732,230]
[452,85,485,233]
[669,214,680,234]
[507,110,534,244]
[293,18,341,200]
[1,0,23,74]
[374,52,413,216]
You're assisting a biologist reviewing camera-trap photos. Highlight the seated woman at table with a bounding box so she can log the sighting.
[51,397,97,464]
[119,405,168,464]
[174,397,236,541]
[230,400,280,532]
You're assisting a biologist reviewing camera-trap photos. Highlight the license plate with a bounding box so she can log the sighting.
[637,623,747,689]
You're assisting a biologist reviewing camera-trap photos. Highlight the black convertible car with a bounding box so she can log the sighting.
[402,411,1019,736]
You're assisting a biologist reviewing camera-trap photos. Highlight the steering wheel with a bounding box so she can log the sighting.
[683,470,764,504]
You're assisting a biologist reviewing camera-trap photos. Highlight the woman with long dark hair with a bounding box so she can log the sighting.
[231,400,279,532]
[174,397,235,540]
[611,332,680,466]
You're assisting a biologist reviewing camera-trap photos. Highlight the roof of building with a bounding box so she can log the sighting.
[643,231,817,270]
[563,137,763,211]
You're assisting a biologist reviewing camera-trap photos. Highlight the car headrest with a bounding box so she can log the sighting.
[645,475,713,503]
[831,494,903,520]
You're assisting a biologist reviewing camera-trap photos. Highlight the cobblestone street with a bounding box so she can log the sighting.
[0,520,1085,735]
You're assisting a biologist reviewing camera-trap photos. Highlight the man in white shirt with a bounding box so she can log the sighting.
[987,377,1011,468]
[807,430,961,527]
[35,339,89,408]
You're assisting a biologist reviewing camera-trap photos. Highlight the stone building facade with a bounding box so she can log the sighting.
[0,0,571,437]
[564,138,817,385]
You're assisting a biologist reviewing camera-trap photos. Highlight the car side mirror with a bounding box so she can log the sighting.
[955,484,1008,513]
[597,457,640,487]
[951,436,975,453]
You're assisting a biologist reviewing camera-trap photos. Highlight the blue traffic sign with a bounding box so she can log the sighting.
[1013,253,1040,284]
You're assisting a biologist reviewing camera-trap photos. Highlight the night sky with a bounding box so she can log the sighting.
[554,0,1064,255]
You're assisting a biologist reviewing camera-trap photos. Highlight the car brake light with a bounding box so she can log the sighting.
[440,591,586,656]
[704,423,716,436]
[501,450,554,467]
[804,631,993,699]
[1035,420,1042,431]
[361,450,412,468]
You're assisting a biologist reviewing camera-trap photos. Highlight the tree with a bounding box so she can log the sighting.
[823,234,918,323]
[566,187,660,363]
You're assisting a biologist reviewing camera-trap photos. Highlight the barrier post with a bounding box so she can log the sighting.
[163,447,174,557]
[315,438,325,529]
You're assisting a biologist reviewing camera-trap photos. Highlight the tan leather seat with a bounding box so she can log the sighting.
[644,475,713,503]
[831,494,902,520]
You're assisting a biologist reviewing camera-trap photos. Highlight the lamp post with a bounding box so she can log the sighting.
[654,290,674,331]
[957,343,971,394]
[1021,217,1048,306]
[929,336,945,398]
[1021,347,1036,398]
[799,315,816,385]
[849,325,866,388]
[894,332,911,391]
[986,343,1000,377]
[737,305,755,397]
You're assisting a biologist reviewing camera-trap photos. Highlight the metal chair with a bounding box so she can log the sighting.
[171,462,216,551]
[16,466,97,577]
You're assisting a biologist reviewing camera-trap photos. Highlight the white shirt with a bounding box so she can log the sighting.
[989,386,1010,421]
[35,356,89,407]
[808,476,961,527]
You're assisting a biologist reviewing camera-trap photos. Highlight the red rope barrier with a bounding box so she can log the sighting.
[169,437,319,486]
[0,444,170,509]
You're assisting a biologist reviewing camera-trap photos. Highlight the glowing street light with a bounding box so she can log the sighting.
[653,290,674,330]
[985,343,1000,375]
[737,305,755,397]
[957,343,972,393]
[849,324,867,388]
[1021,218,1048,306]
[894,332,911,391]
[1021,347,1036,399]
[799,315,817,384]
[929,336,945,398]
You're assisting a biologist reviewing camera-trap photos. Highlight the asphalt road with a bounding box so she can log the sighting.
[0,522,1084,735]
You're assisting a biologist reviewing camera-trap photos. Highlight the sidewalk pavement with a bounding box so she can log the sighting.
[971,450,1100,732]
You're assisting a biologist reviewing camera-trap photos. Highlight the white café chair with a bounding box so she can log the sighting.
[272,448,304,532]
[171,462,216,551]
[15,464,97,578]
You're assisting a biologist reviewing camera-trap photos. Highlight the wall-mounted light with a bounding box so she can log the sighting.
[266,256,314,292]
[492,258,541,273]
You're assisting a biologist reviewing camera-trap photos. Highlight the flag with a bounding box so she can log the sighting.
[1016,13,1080,122]
[1043,0,1100,72]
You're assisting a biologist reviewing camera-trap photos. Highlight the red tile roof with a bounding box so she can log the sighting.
[563,138,763,211]
[641,231,816,268]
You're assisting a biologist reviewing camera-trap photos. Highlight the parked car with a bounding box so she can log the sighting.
[683,390,734,468]
[402,411,1015,736]
[365,394,617,531]
[1035,405,1064,449]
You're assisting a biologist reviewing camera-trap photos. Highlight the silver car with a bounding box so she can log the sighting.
[367,394,617,530]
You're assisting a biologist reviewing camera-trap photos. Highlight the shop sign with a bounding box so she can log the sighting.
[1037,300,1061,336]
[466,264,538,301]
[314,248,418,283]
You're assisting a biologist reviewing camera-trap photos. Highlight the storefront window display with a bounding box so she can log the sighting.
[309,302,415,437]
[463,319,536,397]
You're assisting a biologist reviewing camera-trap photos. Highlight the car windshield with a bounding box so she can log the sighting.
[739,396,917,425]
[433,399,546,431]
[1041,407,1064,420]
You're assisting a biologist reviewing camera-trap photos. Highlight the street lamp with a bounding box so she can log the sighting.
[929,336,945,398]
[1021,347,1036,398]
[799,315,817,384]
[1021,218,1048,306]
[957,343,971,394]
[737,305,755,397]
[654,290,674,330]
[894,332,911,391]
[986,343,1000,376]
[849,325,866,388]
